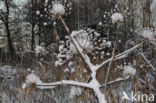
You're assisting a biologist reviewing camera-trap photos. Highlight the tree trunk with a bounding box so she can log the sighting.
[5,0,15,58]
[38,17,41,45]
[31,24,35,50]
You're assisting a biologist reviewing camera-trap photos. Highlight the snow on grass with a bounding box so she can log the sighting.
[123,66,136,77]
[52,3,65,15]
[111,12,123,24]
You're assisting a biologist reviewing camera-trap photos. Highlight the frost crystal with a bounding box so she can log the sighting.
[52,3,65,15]
[123,66,136,77]
[26,73,42,85]
[111,13,123,24]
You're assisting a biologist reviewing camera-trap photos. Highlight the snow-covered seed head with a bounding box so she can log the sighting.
[140,28,155,40]
[22,83,26,89]
[35,45,45,54]
[70,30,93,53]
[123,66,136,77]
[26,73,42,86]
[36,10,40,15]
[111,13,123,24]
[52,3,65,15]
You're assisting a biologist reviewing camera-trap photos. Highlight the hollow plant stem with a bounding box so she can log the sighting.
[105,22,120,88]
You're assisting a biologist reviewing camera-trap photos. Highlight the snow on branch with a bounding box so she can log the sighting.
[58,15,96,74]
[70,33,96,73]
[36,80,92,89]
[100,75,131,88]
[95,42,143,71]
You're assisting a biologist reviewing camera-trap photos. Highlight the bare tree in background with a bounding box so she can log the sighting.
[0,0,16,58]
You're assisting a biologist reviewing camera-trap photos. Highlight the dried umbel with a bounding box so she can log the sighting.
[140,28,155,40]
[35,45,45,55]
[111,12,123,24]
[26,73,42,85]
[52,3,65,15]
[123,66,136,77]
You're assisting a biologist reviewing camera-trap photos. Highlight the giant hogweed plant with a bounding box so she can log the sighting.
[23,2,156,103]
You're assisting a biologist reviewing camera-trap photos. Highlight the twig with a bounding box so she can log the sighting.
[137,50,156,71]
[96,42,143,71]
[100,75,131,88]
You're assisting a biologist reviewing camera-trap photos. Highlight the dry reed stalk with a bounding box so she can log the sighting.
[105,88,109,102]
[117,92,120,103]
[80,58,85,81]
[25,88,30,100]
[78,67,81,81]
[85,74,89,82]
[110,90,114,103]
[29,89,34,103]
[22,88,25,103]
[81,89,86,103]
[110,65,114,80]
[136,76,139,92]
[136,54,140,67]
[102,87,106,94]
[154,73,156,90]
[74,95,77,103]
[39,62,47,77]
[58,14,70,34]
[54,25,60,41]
[105,22,120,88]
[4,93,9,103]
[150,44,152,59]
[18,88,21,103]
